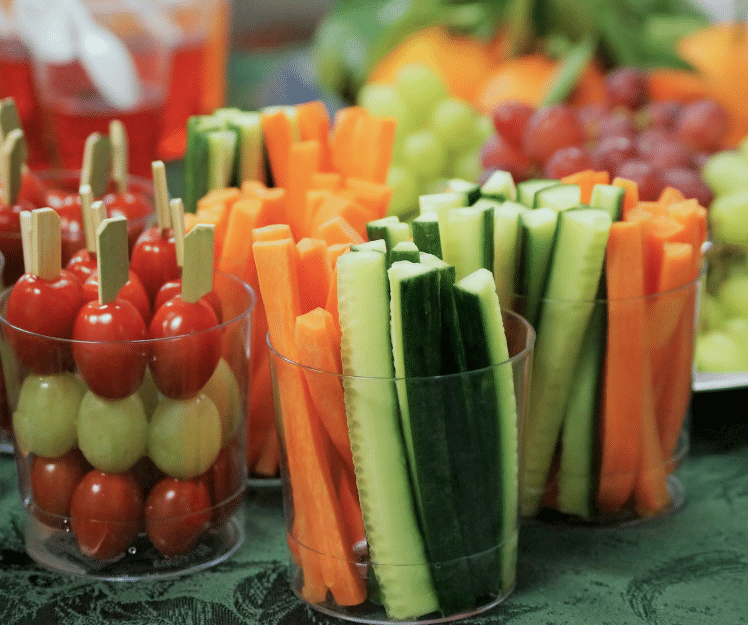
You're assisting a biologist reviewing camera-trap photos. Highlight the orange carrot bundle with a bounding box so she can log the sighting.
[253,236,366,606]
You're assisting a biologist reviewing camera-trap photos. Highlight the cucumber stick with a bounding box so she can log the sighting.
[389,240,420,263]
[493,201,529,310]
[388,261,472,612]
[214,108,265,185]
[557,300,605,519]
[336,251,438,620]
[516,179,558,207]
[480,170,517,201]
[518,207,559,328]
[535,183,582,211]
[453,268,519,593]
[184,115,226,213]
[411,212,442,258]
[520,209,612,517]
[438,204,493,281]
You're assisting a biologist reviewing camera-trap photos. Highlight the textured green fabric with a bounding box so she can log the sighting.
[1,397,747,624]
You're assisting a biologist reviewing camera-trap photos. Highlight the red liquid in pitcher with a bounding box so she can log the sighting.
[42,60,163,178]
[0,40,50,169]
[157,40,205,161]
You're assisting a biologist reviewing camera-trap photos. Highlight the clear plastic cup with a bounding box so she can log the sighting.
[268,310,534,623]
[515,273,700,525]
[0,271,255,579]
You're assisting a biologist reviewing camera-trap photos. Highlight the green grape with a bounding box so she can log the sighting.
[386,164,420,218]
[137,367,160,418]
[470,114,495,147]
[200,358,242,446]
[709,189,748,246]
[429,97,477,151]
[358,83,406,121]
[148,393,222,479]
[695,331,745,373]
[451,148,482,183]
[717,273,748,319]
[699,292,726,332]
[400,129,448,182]
[77,391,149,473]
[13,373,86,457]
[701,151,748,197]
[723,317,748,371]
[394,63,448,124]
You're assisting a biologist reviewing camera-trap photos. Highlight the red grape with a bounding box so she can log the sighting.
[591,135,637,176]
[642,100,682,131]
[646,136,693,171]
[605,66,648,110]
[577,102,611,142]
[675,99,730,152]
[522,105,584,165]
[597,112,638,141]
[660,167,713,207]
[543,146,593,179]
[491,101,535,148]
[616,159,665,201]
[481,133,533,181]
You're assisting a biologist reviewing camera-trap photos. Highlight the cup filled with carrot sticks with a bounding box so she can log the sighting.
[260,224,535,622]
[511,170,705,525]
[0,200,256,578]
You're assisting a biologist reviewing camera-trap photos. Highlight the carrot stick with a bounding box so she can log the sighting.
[658,186,685,205]
[246,349,276,474]
[260,107,299,188]
[311,194,371,240]
[296,100,334,172]
[560,169,609,204]
[328,242,352,268]
[218,198,263,279]
[315,215,366,246]
[330,107,368,179]
[650,242,698,463]
[612,177,639,217]
[337,459,366,549]
[294,307,354,471]
[639,214,687,295]
[325,264,341,337]
[241,184,287,226]
[197,186,242,213]
[311,171,343,191]
[341,177,393,220]
[632,371,671,517]
[598,220,645,513]
[254,237,366,606]
[352,115,397,184]
[296,238,332,314]
[286,140,321,239]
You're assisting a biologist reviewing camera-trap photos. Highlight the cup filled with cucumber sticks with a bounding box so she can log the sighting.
[360,167,703,528]
[420,168,704,525]
[263,234,535,623]
[0,201,256,579]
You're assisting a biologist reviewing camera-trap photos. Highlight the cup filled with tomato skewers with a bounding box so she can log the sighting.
[0,198,255,578]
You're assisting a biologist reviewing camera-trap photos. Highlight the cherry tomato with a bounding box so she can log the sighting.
[66,248,98,283]
[154,278,223,323]
[82,269,152,325]
[69,469,144,560]
[129,227,179,303]
[102,190,152,221]
[30,447,89,527]
[72,298,149,399]
[148,295,221,399]
[0,201,34,285]
[18,170,49,207]
[5,270,85,374]
[145,476,212,558]
[201,443,244,526]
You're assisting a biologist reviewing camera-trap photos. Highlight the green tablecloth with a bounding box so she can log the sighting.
[1,390,747,625]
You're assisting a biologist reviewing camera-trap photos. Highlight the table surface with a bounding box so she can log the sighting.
[1,390,747,625]
[3,48,748,625]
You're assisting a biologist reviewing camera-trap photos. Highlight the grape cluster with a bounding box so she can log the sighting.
[357,63,493,218]
[481,66,725,207]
